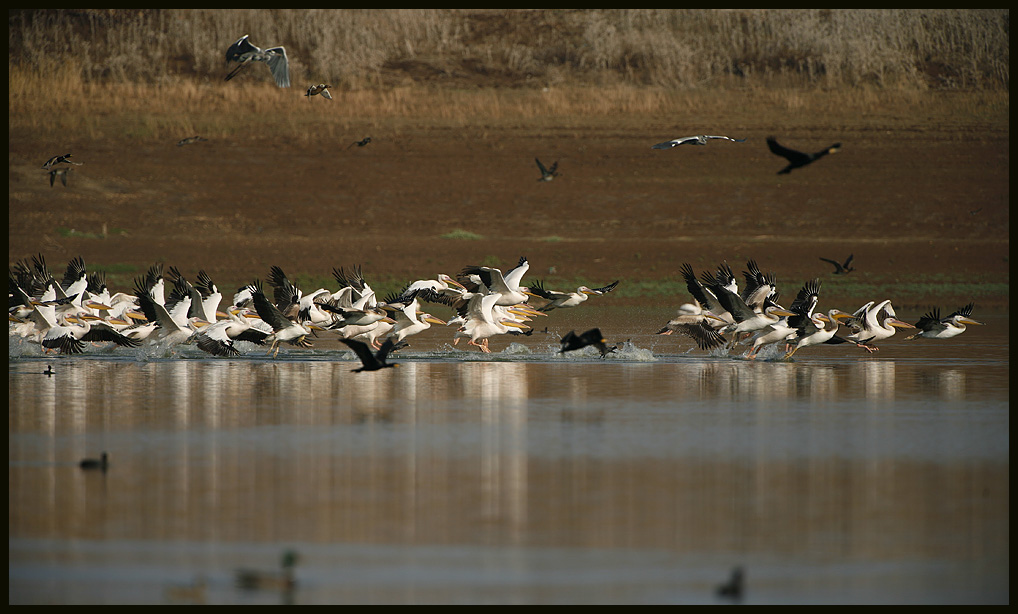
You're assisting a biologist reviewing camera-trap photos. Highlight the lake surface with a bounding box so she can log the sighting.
[8,308,1009,604]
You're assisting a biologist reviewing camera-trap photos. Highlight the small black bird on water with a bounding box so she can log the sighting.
[79,452,109,471]
[716,566,744,601]
[348,137,372,149]
[44,365,55,376]
[559,328,612,357]
[340,338,399,372]
[820,254,855,275]
[766,137,841,174]
[535,157,559,181]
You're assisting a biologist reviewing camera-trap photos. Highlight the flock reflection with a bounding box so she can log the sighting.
[8,355,994,435]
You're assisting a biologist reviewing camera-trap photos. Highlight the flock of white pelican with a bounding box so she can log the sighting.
[9,253,984,362]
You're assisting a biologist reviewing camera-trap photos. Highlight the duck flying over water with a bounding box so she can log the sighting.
[535,158,559,181]
[820,254,854,275]
[652,134,746,149]
[906,303,984,340]
[340,338,399,372]
[224,35,290,88]
[766,137,841,174]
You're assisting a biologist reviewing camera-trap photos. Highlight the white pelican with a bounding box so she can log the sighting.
[784,309,846,359]
[452,293,529,352]
[710,283,796,343]
[652,134,746,149]
[766,137,841,174]
[41,314,140,354]
[225,35,290,88]
[528,279,619,312]
[655,304,727,351]
[385,291,447,345]
[251,280,321,357]
[535,158,559,181]
[845,299,914,350]
[459,256,534,307]
[906,303,984,340]
[134,279,195,347]
[267,265,333,326]
[679,263,734,326]
[744,278,820,359]
[740,260,777,312]
[404,274,467,299]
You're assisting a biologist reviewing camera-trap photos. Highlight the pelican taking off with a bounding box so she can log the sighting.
[652,135,745,149]
[906,303,984,340]
[225,35,290,88]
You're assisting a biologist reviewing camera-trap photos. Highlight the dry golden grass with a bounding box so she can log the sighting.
[10,9,1008,90]
[9,65,1008,143]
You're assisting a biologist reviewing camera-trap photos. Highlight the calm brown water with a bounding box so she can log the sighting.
[8,309,1009,604]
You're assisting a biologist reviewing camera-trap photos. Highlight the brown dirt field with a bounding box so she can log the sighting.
[8,109,1009,313]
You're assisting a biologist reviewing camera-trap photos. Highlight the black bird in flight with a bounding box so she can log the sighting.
[766,137,841,174]
[340,338,399,372]
[820,254,855,275]
[348,137,372,149]
[535,158,559,181]
[559,328,612,357]
[79,452,109,472]
[715,566,744,601]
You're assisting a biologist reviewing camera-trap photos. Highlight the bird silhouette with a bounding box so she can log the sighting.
[348,137,372,149]
[340,338,399,372]
[559,328,612,357]
[716,567,744,601]
[767,137,841,174]
[820,254,854,275]
[536,157,559,181]
[236,549,299,592]
[79,452,109,472]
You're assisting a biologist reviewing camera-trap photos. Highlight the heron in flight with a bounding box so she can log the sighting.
[225,35,290,88]
[652,134,746,149]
